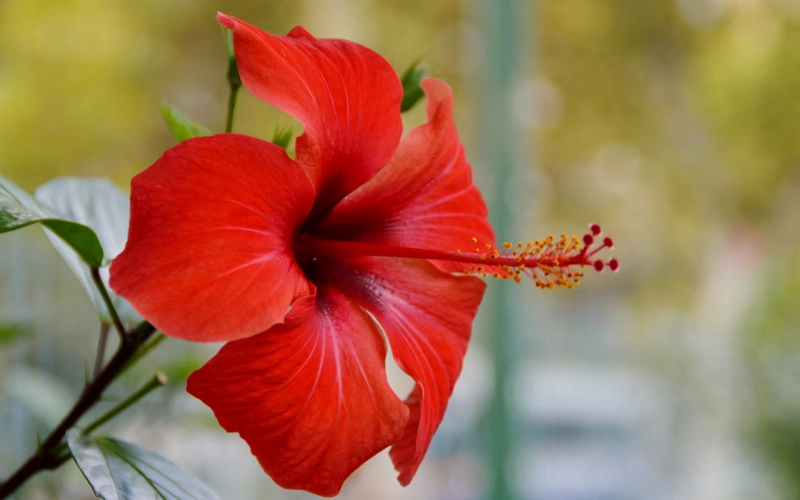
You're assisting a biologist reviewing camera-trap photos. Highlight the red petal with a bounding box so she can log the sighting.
[218,13,403,211]
[110,135,314,342]
[187,289,408,497]
[321,257,486,484]
[318,78,494,271]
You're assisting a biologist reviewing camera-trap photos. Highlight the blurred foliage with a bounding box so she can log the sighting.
[752,417,800,500]
[536,1,800,497]
[0,322,26,344]
[0,0,468,192]
[538,0,800,303]
[742,254,800,499]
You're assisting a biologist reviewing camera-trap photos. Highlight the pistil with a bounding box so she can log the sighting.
[297,224,618,289]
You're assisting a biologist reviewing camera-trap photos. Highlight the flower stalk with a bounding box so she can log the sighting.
[0,321,157,499]
[82,372,167,436]
[92,322,111,380]
[90,267,128,344]
[224,29,241,133]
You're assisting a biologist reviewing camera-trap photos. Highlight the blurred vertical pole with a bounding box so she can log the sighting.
[477,0,528,499]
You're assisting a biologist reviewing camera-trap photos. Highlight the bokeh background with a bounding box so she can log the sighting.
[2,0,800,498]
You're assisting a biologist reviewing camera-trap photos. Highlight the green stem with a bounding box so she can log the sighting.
[122,333,166,374]
[224,84,239,133]
[82,372,167,436]
[90,267,128,343]
[93,322,110,380]
[0,322,157,499]
[224,28,241,133]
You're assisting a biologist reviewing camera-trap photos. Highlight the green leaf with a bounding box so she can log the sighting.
[160,101,212,143]
[271,124,294,151]
[35,178,141,326]
[0,173,103,267]
[400,60,427,113]
[67,430,221,500]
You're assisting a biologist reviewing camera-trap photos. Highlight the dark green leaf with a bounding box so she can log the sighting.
[400,60,427,113]
[67,430,221,500]
[160,101,212,143]
[40,220,104,267]
[0,173,103,267]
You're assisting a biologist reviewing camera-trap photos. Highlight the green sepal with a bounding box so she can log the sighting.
[272,124,294,151]
[225,29,242,90]
[160,100,212,143]
[400,60,427,113]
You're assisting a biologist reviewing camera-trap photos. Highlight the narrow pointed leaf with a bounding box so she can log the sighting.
[0,173,103,267]
[67,430,221,500]
[35,178,140,325]
[160,101,212,143]
[400,60,426,113]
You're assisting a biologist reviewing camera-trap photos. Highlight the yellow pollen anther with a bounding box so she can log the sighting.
[453,228,614,290]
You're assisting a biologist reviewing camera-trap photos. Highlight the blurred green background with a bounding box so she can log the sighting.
[2,0,800,498]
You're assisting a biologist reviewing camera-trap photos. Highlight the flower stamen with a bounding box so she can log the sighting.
[295,223,618,289]
[458,224,618,289]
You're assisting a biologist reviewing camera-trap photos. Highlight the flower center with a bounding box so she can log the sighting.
[296,224,618,289]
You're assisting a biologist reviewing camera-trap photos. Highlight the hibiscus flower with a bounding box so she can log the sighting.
[110,13,616,497]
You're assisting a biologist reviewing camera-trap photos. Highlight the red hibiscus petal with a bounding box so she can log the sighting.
[218,13,403,211]
[320,257,486,484]
[385,384,422,477]
[318,78,495,271]
[187,289,409,497]
[110,134,314,342]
